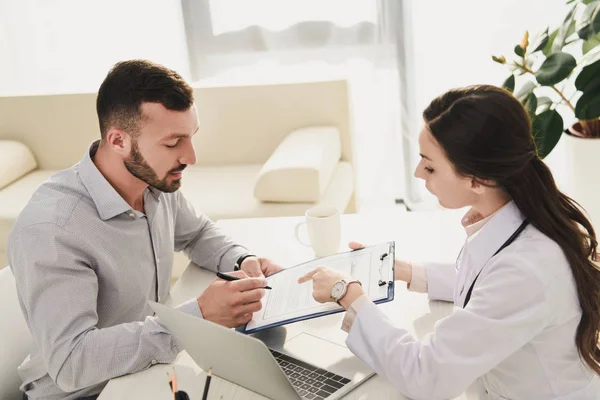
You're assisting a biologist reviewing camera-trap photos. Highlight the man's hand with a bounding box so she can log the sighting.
[240,256,283,278]
[197,270,267,328]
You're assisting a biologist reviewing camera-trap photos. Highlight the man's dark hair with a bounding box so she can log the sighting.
[96,60,194,138]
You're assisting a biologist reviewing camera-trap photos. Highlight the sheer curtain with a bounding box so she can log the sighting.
[182,0,410,211]
[0,0,190,96]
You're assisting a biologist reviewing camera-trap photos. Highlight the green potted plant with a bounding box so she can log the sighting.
[492,0,600,158]
[492,0,600,228]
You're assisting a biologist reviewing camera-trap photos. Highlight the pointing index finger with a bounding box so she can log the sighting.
[297,269,319,284]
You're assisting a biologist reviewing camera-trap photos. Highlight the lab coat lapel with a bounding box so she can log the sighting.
[457,201,525,308]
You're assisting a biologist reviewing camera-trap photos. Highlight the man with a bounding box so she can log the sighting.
[8,60,282,399]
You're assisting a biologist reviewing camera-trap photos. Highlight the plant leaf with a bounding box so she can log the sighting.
[575,90,600,120]
[515,80,537,102]
[578,2,600,39]
[583,32,600,53]
[502,75,516,92]
[514,44,524,57]
[535,52,577,85]
[492,55,507,64]
[532,109,564,158]
[530,27,549,53]
[524,93,538,117]
[575,58,600,91]
[582,76,600,93]
[525,55,536,70]
[537,96,554,112]
[554,5,577,51]
[578,24,594,40]
[543,29,559,56]
[583,0,598,4]
[580,45,600,65]
[592,2,600,33]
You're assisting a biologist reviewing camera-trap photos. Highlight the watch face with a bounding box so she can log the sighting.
[331,281,345,300]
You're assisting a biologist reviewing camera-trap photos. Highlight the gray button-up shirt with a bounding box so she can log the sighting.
[8,141,247,399]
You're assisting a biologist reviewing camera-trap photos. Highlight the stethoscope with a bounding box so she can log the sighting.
[455,220,530,307]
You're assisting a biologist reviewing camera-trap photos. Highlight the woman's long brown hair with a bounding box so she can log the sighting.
[423,84,600,374]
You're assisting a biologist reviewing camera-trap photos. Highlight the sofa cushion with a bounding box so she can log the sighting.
[180,163,353,221]
[0,140,38,190]
[0,170,56,255]
[254,127,341,203]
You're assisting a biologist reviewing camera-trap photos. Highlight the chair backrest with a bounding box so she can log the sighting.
[0,266,32,400]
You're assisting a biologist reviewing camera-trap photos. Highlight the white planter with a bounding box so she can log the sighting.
[545,132,600,230]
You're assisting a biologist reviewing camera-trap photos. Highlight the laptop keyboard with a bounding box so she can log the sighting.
[269,349,351,400]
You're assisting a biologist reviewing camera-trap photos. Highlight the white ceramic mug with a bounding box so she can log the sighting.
[295,206,341,257]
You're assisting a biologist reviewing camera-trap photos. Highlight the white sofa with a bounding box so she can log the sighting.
[0,80,356,268]
[0,266,32,399]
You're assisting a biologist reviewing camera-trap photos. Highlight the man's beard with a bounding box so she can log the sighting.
[123,140,186,193]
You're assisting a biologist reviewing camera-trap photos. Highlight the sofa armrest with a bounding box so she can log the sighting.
[254,127,341,203]
[0,140,37,190]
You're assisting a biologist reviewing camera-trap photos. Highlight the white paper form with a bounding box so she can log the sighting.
[245,242,394,332]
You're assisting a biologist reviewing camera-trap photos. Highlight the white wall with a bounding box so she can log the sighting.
[409,0,569,204]
[411,0,567,114]
[0,0,190,96]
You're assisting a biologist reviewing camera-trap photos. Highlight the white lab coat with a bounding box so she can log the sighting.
[346,201,600,399]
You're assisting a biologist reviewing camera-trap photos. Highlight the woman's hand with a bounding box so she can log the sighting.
[348,241,365,251]
[298,267,365,309]
[348,241,413,283]
[298,267,348,303]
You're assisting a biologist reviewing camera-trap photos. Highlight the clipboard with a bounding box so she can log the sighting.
[239,241,395,334]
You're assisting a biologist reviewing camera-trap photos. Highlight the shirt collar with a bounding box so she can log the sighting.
[463,211,495,238]
[146,185,163,201]
[78,140,136,221]
[462,200,526,274]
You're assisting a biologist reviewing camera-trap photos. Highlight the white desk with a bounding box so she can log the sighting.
[101,210,474,400]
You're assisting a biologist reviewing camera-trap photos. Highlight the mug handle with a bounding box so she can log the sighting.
[294,221,311,247]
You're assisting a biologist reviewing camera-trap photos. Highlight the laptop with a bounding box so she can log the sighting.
[149,301,374,400]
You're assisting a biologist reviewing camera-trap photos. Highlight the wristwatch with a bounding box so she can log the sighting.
[234,254,256,271]
[330,279,362,303]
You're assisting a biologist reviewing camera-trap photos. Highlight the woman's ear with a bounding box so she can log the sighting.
[470,177,494,194]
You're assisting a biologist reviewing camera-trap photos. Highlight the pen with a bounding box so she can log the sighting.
[202,368,212,400]
[216,271,272,290]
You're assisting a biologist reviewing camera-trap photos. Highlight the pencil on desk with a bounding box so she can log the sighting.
[167,372,175,400]
[202,368,213,400]
[172,367,178,392]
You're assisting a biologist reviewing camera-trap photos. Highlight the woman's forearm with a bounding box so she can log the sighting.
[395,260,413,283]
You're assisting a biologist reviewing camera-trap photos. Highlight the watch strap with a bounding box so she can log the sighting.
[332,279,362,303]
[234,254,256,271]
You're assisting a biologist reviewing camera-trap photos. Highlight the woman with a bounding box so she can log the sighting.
[299,85,600,399]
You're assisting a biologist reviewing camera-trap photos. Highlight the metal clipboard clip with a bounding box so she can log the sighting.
[378,252,393,286]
